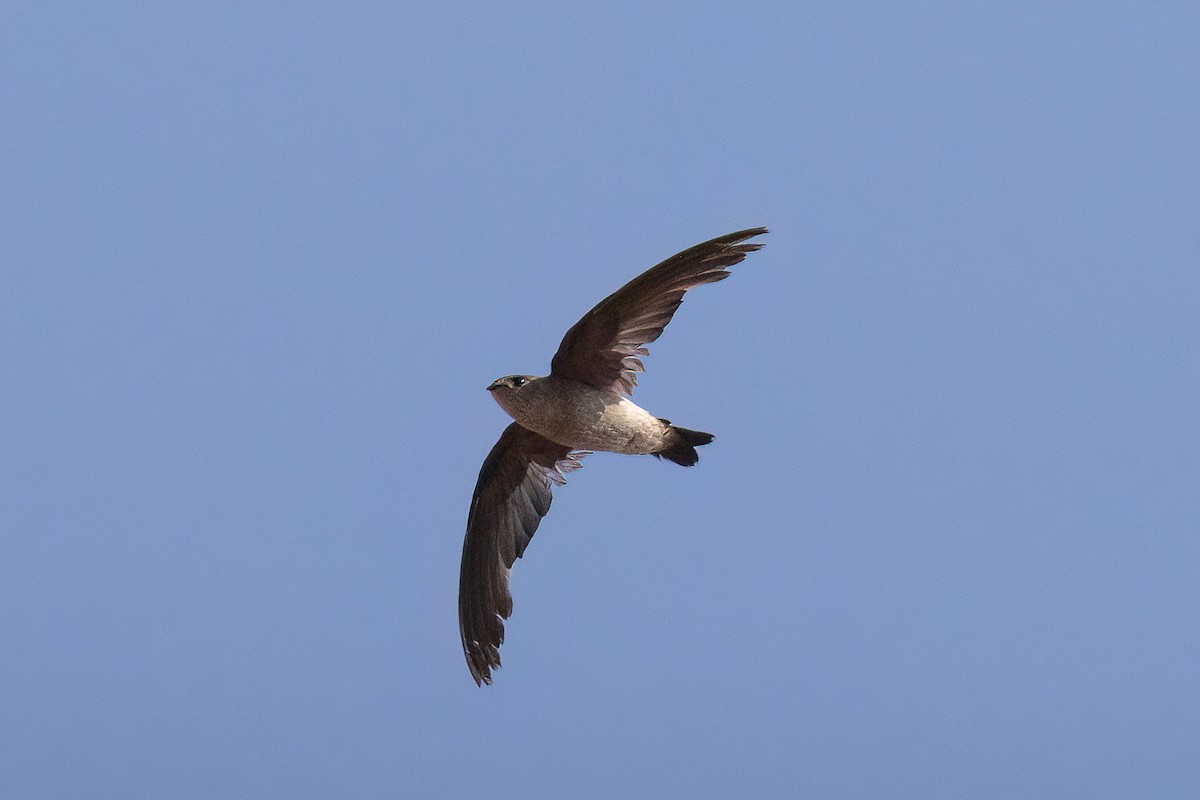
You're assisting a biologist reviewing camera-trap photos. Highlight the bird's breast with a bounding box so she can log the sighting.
[509,378,668,455]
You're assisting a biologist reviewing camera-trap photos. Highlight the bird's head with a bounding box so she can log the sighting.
[487,375,537,392]
[486,375,538,415]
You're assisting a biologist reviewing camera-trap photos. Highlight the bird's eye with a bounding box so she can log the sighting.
[511,377,526,387]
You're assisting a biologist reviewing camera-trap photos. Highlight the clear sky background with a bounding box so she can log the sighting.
[3,3,1198,798]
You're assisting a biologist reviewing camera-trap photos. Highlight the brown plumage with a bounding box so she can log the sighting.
[458,423,582,685]
[551,228,768,395]
[459,227,767,685]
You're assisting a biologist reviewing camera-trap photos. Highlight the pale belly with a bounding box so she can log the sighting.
[510,381,669,454]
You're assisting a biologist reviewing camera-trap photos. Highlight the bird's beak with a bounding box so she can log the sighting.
[486,380,501,392]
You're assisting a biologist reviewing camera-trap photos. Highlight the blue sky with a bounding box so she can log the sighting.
[2,3,1198,798]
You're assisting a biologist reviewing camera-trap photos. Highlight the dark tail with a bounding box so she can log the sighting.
[655,425,714,467]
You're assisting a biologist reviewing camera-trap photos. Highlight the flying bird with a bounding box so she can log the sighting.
[459,227,768,685]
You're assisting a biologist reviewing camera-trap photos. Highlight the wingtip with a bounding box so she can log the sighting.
[706,227,767,264]
[467,655,497,687]
[724,226,769,242]
[705,227,768,255]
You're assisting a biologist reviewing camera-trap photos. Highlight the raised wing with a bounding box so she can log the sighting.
[458,423,587,686]
[549,227,767,395]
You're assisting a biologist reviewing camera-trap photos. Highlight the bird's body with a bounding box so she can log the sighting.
[458,227,768,685]
[488,375,677,455]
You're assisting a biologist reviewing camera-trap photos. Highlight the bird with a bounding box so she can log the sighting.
[458,227,768,685]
